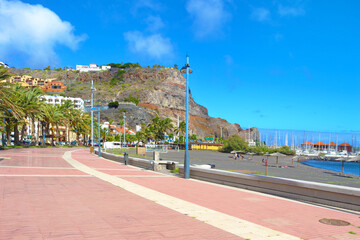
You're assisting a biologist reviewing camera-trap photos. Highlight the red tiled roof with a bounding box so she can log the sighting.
[326,142,336,146]
[314,141,325,146]
[339,142,352,147]
[115,127,136,134]
[301,141,313,145]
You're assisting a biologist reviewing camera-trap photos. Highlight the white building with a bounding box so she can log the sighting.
[76,63,111,72]
[0,61,9,68]
[41,95,85,110]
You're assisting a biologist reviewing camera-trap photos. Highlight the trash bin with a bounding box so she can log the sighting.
[90,146,94,153]
[124,152,129,165]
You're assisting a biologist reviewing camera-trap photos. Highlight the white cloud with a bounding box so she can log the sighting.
[251,8,270,22]
[124,31,173,59]
[146,15,165,32]
[278,5,305,16]
[0,0,85,68]
[186,0,230,39]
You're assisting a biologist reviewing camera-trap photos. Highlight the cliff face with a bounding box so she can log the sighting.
[10,67,258,140]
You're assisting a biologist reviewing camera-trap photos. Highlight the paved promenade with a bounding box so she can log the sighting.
[1,148,360,239]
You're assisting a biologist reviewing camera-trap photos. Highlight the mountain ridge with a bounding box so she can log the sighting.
[9,67,258,140]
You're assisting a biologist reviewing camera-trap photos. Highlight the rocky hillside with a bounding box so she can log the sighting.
[10,67,258,140]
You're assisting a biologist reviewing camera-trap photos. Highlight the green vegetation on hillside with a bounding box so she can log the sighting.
[108,62,141,68]
[124,94,140,105]
[110,69,126,86]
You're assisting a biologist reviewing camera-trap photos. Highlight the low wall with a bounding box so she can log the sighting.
[94,150,152,170]
[179,166,360,211]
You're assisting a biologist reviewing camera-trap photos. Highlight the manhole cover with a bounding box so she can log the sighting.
[319,218,350,226]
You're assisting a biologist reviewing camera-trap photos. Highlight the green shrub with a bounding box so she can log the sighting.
[220,135,295,155]
[108,101,119,108]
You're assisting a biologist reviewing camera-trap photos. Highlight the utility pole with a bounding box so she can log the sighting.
[123,112,126,147]
[98,105,101,157]
[180,54,192,179]
[220,127,223,140]
[91,79,94,147]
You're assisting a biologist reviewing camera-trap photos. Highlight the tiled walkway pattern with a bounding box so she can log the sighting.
[0,147,359,239]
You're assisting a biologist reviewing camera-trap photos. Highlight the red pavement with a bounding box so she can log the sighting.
[0,148,241,240]
[71,149,360,240]
[1,147,360,239]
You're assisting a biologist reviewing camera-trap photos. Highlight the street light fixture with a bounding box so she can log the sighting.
[180,54,193,179]
[98,105,101,157]
[91,79,94,148]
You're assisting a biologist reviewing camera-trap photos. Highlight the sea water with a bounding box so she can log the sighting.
[303,160,360,175]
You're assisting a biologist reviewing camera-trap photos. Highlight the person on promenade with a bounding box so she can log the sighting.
[234,152,238,160]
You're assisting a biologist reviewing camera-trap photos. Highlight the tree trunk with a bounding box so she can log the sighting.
[36,120,41,145]
[66,125,70,144]
[76,133,79,146]
[6,123,11,146]
[56,124,60,143]
[20,124,27,143]
[14,123,20,145]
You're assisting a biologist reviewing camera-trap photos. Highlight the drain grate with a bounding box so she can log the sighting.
[319,218,350,226]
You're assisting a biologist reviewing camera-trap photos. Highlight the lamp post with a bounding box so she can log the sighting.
[180,54,193,179]
[123,112,126,147]
[98,105,101,157]
[91,79,94,148]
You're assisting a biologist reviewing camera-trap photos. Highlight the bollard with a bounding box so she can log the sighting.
[124,152,129,165]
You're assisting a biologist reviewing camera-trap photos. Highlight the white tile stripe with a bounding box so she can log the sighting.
[63,150,300,240]
[0,166,74,169]
[94,168,140,171]
[0,174,93,177]
[114,175,172,178]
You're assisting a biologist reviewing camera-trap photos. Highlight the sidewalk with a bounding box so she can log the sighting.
[1,148,360,239]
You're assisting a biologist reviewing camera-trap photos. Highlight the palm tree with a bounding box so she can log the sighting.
[40,104,64,145]
[1,84,25,145]
[147,116,174,143]
[175,121,186,139]
[17,87,44,144]
[71,108,91,145]
[0,67,23,119]
[60,100,75,143]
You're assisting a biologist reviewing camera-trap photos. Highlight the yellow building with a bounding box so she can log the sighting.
[191,143,224,151]
[1,75,56,88]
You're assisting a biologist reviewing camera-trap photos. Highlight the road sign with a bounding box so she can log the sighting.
[204,136,214,141]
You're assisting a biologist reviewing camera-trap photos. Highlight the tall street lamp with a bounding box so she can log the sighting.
[123,112,126,147]
[91,79,94,148]
[180,54,193,179]
[98,105,101,157]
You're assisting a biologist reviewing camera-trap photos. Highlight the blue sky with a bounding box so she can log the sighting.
[1,0,360,133]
